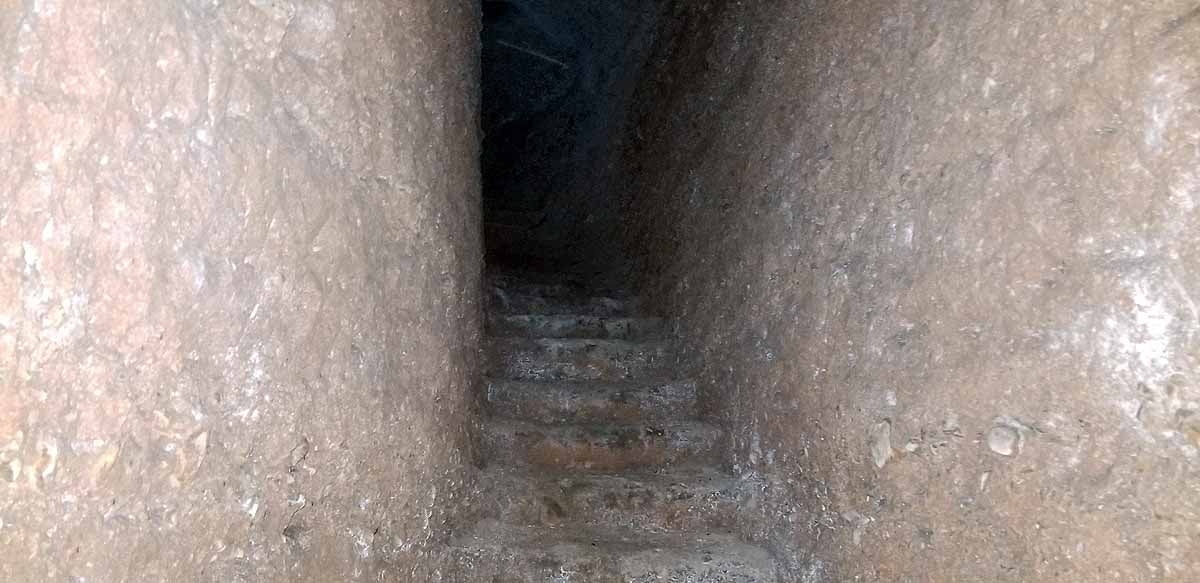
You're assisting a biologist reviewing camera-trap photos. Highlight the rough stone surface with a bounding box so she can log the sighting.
[1,1,482,581]
[488,337,671,382]
[622,1,1200,580]
[481,418,723,471]
[485,378,697,423]
[459,269,775,580]
[475,464,742,532]
[489,313,666,340]
[450,520,776,583]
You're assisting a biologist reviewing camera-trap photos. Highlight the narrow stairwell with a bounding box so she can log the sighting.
[451,270,776,581]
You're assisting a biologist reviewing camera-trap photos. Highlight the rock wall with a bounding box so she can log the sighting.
[623,1,1200,580]
[1,1,481,581]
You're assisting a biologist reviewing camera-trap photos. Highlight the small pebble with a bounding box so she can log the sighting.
[870,420,892,468]
[987,426,1019,456]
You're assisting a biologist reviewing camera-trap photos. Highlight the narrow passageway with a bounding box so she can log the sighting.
[477,0,654,279]
[4,1,1198,581]
[461,0,1200,580]
[450,3,774,575]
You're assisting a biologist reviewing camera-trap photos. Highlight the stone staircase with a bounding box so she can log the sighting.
[449,270,776,581]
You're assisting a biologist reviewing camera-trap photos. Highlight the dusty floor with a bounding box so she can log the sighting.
[621,1,1200,580]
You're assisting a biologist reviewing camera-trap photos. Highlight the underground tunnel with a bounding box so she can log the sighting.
[3,1,1199,582]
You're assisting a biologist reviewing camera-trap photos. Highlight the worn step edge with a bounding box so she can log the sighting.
[486,273,633,300]
[485,378,697,424]
[487,337,670,382]
[487,279,576,299]
[485,269,596,289]
[489,288,638,317]
[480,418,723,471]
[475,464,741,532]
[489,313,666,340]
[449,520,777,582]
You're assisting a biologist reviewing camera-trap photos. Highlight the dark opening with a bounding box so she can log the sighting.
[479,0,652,279]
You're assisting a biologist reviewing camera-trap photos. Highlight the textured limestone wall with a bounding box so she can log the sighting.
[1,1,481,581]
[623,1,1200,580]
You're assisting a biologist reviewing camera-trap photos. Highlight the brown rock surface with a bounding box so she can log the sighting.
[1,1,482,580]
[622,1,1200,580]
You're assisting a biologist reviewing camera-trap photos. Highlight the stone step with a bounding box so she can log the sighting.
[487,337,669,382]
[480,419,722,471]
[489,279,577,299]
[489,313,666,340]
[486,267,590,286]
[475,465,741,532]
[486,378,697,424]
[487,271,624,296]
[489,285,637,317]
[447,520,777,582]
